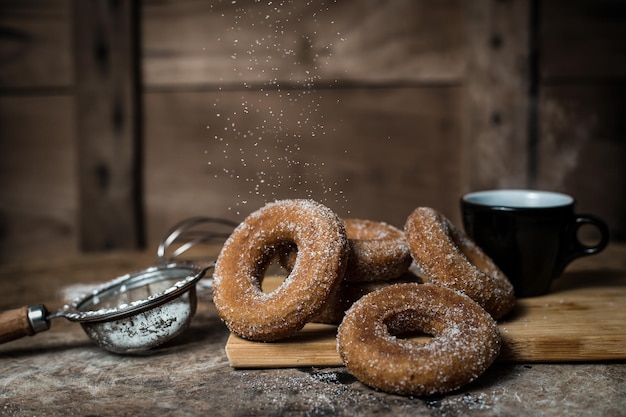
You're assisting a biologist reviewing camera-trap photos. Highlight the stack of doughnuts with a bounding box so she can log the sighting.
[277,217,418,324]
[213,199,515,396]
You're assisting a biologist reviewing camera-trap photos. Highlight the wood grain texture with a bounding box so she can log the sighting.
[142,0,466,87]
[0,96,77,263]
[463,0,531,191]
[225,267,626,368]
[0,306,34,344]
[536,0,626,241]
[1,0,626,264]
[143,86,464,244]
[73,0,144,251]
[0,0,72,89]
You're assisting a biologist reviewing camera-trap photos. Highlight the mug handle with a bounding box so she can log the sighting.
[558,214,610,274]
[573,214,610,255]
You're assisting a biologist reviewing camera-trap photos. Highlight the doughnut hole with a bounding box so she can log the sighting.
[384,309,436,346]
[261,242,297,293]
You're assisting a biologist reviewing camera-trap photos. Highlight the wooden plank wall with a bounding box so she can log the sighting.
[141,0,467,246]
[0,0,624,263]
[74,0,144,251]
[0,0,76,262]
[537,0,626,241]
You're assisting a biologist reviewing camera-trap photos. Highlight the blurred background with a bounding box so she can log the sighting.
[0,0,624,264]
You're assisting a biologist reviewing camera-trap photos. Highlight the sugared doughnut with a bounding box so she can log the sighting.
[404,207,515,319]
[213,199,348,342]
[280,218,412,282]
[342,218,412,282]
[311,271,423,324]
[337,283,501,396]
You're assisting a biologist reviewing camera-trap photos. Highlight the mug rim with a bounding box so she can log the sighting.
[462,189,574,209]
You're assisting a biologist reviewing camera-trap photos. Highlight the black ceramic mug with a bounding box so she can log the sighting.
[461,189,610,297]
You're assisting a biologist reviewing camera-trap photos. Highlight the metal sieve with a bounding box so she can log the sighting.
[0,217,236,354]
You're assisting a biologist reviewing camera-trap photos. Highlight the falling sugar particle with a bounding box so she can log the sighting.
[206,0,349,215]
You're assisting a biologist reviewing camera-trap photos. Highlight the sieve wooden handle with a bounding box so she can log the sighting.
[0,306,49,344]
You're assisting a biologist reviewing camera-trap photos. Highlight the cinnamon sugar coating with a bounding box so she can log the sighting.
[312,271,423,324]
[213,199,348,341]
[337,283,501,396]
[342,219,412,282]
[404,207,515,319]
[280,218,412,283]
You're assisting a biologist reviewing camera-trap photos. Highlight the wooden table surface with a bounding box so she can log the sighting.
[0,245,625,417]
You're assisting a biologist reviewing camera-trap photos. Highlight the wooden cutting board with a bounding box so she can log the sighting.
[225,270,626,368]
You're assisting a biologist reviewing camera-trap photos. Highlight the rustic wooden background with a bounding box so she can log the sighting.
[1,0,624,264]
